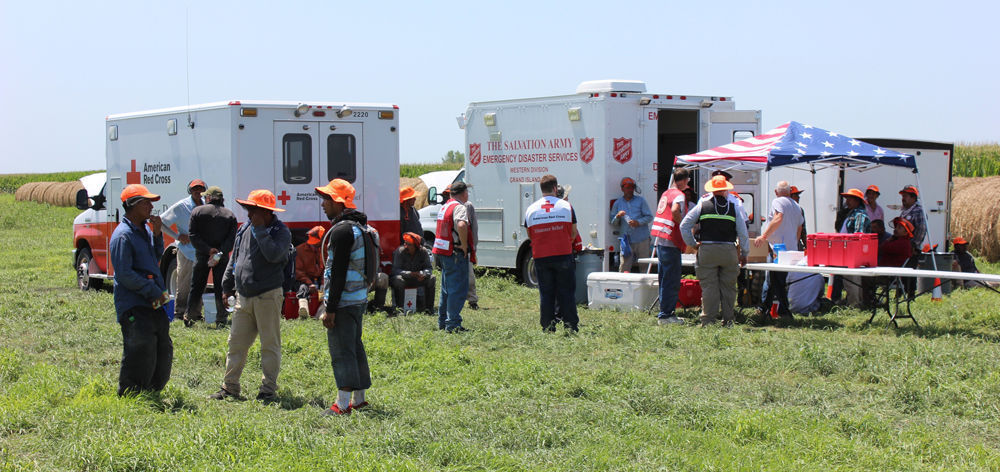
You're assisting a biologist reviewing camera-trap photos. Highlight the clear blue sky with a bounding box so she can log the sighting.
[1,0,997,173]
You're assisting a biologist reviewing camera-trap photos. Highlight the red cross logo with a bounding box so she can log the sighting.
[277,190,291,205]
[541,200,555,212]
[406,300,413,309]
[126,160,141,184]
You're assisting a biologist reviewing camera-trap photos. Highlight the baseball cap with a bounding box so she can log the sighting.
[203,186,224,199]
[790,186,803,195]
[866,185,880,195]
[306,226,325,245]
[120,184,160,203]
[899,185,919,197]
[188,179,207,191]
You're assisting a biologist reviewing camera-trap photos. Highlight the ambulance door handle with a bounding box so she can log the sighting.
[302,125,309,130]
[329,125,336,131]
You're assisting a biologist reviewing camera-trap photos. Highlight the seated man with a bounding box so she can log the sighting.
[952,237,985,289]
[879,217,913,268]
[294,226,325,317]
[390,232,436,314]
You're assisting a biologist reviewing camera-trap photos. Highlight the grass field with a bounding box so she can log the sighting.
[4,199,1000,470]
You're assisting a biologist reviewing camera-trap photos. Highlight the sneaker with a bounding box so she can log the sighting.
[657,316,684,325]
[208,388,241,400]
[256,391,279,404]
[350,401,370,410]
[468,302,479,310]
[322,404,351,416]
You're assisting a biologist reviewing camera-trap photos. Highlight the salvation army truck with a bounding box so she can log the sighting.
[73,100,400,292]
[458,80,761,284]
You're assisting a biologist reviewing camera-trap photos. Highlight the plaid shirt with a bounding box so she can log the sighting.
[899,203,926,251]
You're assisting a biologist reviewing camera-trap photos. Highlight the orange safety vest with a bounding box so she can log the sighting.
[432,199,462,256]
[649,188,687,252]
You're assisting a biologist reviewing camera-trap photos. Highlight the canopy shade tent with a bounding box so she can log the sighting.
[675,121,915,172]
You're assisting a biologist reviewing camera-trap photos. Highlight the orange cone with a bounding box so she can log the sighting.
[932,278,943,301]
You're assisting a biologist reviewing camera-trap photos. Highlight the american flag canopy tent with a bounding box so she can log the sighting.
[675,121,916,172]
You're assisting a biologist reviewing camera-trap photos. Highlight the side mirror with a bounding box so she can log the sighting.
[427,186,438,204]
[75,189,91,210]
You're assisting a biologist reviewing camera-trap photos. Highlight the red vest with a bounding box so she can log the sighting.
[525,196,574,259]
[650,188,687,252]
[432,200,462,256]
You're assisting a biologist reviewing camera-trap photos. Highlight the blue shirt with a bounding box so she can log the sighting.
[609,195,653,243]
[160,196,199,260]
[109,216,166,322]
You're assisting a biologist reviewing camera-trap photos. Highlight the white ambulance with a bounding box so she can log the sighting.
[459,80,761,284]
[73,100,400,292]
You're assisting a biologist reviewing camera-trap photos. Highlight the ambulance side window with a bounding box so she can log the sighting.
[327,134,357,183]
[733,130,754,142]
[283,134,312,183]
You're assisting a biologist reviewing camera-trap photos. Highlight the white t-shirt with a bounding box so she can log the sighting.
[766,196,803,248]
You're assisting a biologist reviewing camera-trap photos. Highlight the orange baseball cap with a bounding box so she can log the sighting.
[899,185,919,197]
[892,217,914,238]
[704,175,733,192]
[953,237,968,245]
[620,177,636,188]
[840,188,865,200]
[236,189,285,212]
[399,186,416,203]
[865,185,880,195]
[315,179,357,209]
[188,179,207,190]
[120,184,160,203]
[306,226,325,244]
[789,186,803,195]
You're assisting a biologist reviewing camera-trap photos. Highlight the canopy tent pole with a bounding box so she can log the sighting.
[810,164,818,234]
[914,171,939,272]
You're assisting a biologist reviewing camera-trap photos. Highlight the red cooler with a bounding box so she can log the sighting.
[807,233,830,266]
[843,233,878,267]
[676,279,702,308]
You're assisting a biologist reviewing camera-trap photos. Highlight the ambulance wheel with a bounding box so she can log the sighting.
[517,246,538,288]
[164,257,178,297]
[75,247,102,291]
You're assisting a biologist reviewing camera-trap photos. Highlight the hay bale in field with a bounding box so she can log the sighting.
[27,182,51,202]
[14,182,41,201]
[14,181,84,206]
[58,181,84,206]
[400,177,430,210]
[951,176,1000,262]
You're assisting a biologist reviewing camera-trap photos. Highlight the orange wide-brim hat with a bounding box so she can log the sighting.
[840,188,865,200]
[306,226,326,244]
[399,186,416,203]
[236,189,286,212]
[315,179,357,209]
[704,175,734,192]
[120,184,160,203]
[953,237,968,246]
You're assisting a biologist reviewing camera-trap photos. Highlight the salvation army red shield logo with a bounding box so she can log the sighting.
[613,137,632,164]
[469,143,481,167]
[580,138,595,164]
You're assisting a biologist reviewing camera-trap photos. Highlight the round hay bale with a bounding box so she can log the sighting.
[400,177,430,210]
[15,182,40,201]
[950,175,1000,262]
[41,182,62,206]
[28,182,53,203]
[59,181,84,206]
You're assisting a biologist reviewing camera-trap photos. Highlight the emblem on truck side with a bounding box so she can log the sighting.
[613,137,632,164]
[469,143,482,167]
[580,138,595,164]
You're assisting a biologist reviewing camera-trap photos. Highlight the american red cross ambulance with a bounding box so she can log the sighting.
[458,80,761,285]
[73,100,400,292]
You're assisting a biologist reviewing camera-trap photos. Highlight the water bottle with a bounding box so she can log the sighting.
[226,295,236,313]
[208,251,222,267]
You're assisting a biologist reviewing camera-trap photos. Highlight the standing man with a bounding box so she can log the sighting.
[754,181,804,320]
[316,179,372,415]
[159,179,205,323]
[525,175,580,332]
[391,232,435,314]
[294,226,325,318]
[649,168,690,325]
[789,186,808,250]
[186,186,238,328]
[898,185,926,253]
[840,189,872,234]
[864,185,884,223]
[465,194,480,310]
[431,181,471,333]
[399,186,422,239]
[610,177,653,272]
[109,184,172,396]
[211,190,291,403]
[679,175,749,327]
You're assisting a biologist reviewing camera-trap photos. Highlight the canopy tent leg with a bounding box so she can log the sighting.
[810,164,818,234]
[914,171,939,272]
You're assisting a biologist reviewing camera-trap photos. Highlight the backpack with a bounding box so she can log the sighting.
[325,220,381,291]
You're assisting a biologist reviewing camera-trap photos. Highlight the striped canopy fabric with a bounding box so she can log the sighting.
[676,121,916,171]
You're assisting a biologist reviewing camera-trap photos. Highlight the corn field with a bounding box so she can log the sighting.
[954,143,1000,177]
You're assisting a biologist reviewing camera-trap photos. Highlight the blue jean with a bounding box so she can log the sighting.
[656,245,682,319]
[536,255,578,331]
[438,251,469,330]
[326,303,371,391]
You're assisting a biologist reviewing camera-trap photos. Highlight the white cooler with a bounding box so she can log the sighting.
[586,272,659,311]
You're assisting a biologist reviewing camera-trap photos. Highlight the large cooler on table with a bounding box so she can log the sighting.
[587,272,659,311]
[807,233,877,268]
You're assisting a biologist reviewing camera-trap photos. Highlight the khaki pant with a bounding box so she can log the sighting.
[619,238,652,273]
[174,250,194,317]
[223,287,283,395]
[695,243,739,326]
[467,261,478,304]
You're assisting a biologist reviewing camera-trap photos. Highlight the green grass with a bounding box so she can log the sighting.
[954,143,1000,178]
[400,162,462,179]
[0,171,101,194]
[3,193,1000,470]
